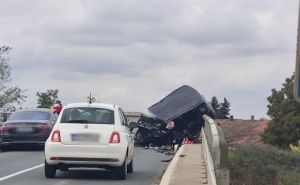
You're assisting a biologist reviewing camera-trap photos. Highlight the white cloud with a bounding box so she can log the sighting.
[0,0,298,118]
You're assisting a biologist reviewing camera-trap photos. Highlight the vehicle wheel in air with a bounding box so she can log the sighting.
[127,158,133,173]
[115,156,127,180]
[44,161,56,178]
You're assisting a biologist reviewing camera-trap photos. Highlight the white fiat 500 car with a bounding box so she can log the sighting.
[44,103,134,180]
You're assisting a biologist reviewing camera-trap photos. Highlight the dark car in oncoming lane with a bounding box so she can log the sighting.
[0,108,58,150]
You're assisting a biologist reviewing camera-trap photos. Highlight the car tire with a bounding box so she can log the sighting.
[127,158,133,173]
[44,161,56,178]
[115,156,127,180]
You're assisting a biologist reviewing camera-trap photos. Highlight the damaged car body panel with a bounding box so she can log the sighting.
[133,85,215,146]
[133,114,169,146]
[148,85,206,122]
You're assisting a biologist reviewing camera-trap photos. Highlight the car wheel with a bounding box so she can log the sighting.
[115,156,127,180]
[44,161,56,178]
[127,158,133,173]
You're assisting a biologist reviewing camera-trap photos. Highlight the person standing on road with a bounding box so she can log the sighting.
[52,100,63,115]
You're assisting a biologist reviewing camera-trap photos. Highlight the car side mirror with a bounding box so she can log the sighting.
[128,122,138,131]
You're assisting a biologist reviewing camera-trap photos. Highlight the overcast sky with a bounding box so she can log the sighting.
[0,0,298,119]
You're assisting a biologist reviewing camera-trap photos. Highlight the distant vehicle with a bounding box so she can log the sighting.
[0,104,16,125]
[0,108,57,150]
[44,103,134,180]
[0,112,12,125]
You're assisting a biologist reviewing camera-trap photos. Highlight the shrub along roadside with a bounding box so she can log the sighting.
[228,145,300,185]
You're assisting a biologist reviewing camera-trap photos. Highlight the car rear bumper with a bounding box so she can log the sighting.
[1,141,45,145]
[45,142,127,166]
[0,134,49,145]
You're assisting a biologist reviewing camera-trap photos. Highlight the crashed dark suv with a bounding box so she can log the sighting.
[134,85,215,146]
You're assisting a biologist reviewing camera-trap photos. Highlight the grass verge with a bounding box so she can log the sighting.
[229,145,300,185]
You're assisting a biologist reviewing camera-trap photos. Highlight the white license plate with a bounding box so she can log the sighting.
[17,127,33,132]
[71,133,99,142]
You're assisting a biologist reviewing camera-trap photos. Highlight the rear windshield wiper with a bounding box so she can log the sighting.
[66,120,89,123]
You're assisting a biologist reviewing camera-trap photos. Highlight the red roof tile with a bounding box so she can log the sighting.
[216,119,269,146]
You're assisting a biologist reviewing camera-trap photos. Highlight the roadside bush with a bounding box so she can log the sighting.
[290,140,300,154]
[229,145,300,185]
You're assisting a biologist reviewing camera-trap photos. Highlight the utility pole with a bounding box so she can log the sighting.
[294,1,300,103]
[88,93,92,104]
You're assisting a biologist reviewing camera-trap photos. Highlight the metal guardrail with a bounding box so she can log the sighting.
[202,114,229,185]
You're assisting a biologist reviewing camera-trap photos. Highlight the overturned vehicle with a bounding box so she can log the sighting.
[133,85,215,146]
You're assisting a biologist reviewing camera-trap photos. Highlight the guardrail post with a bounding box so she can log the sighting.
[202,115,229,185]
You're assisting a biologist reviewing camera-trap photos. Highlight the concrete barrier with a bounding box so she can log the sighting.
[159,115,229,185]
[160,144,185,185]
[202,115,229,185]
[159,144,210,185]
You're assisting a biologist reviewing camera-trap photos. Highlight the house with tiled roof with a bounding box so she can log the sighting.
[216,117,269,146]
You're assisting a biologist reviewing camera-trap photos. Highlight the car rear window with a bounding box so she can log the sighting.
[9,111,50,121]
[60,107,114,124]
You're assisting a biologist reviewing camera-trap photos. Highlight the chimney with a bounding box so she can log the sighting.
[251,115,255,121]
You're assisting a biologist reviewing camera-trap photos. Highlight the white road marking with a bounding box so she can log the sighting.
[0,164,44,182]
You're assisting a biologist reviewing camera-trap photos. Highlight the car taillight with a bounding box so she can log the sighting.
[51,130,61,142]
[36,124,50,131]
[109,132,120,143]
[1,124,12,134]
[50,157,61,160]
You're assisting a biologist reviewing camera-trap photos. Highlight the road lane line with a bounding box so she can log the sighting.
[0,164,44,182]
[52,179,70,185]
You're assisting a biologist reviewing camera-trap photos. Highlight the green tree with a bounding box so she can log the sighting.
[219,98,231,119]
[261,75,300,148]
[0,46,26,107]
[210,96,220,113]
[210,96,231,119]
[36,89,59,108]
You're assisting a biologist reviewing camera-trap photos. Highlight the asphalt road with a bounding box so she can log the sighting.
[0,147,169,185]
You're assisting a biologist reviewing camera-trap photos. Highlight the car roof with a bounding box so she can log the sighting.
[14,108,52,113]
[64,103,117,110]
[148,85,205,122]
